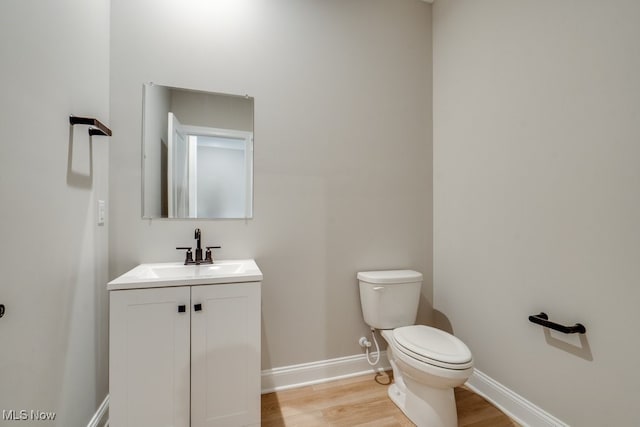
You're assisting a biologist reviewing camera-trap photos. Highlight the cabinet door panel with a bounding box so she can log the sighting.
[191,283,261,427]
[110,287,191,427]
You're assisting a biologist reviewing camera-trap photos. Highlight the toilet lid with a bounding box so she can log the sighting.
[357,270,422,284]
[393,325,473,369]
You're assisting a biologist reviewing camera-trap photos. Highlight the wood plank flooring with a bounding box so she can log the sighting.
[261,371,520,427]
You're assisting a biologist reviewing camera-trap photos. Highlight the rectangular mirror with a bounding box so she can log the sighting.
[142,83,254,219]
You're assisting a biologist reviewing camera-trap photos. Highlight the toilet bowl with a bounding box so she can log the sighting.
[358,270,473,427]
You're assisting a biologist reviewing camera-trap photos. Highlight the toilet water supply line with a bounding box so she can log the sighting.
[359,328,381,366]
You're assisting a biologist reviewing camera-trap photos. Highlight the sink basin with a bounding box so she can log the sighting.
[148,262,248,279]
[108,259,263,290]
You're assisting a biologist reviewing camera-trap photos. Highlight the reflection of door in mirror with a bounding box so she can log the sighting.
[182,126,252,218]
[167,119,252,219]
[168,112,193,218]
[192,132,252,218]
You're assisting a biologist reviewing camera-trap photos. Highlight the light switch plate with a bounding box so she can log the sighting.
[98,200,106,226]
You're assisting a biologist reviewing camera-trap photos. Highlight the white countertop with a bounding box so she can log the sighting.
[107,259,263,290]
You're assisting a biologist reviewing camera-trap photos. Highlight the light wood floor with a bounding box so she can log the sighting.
[261,371,520,427]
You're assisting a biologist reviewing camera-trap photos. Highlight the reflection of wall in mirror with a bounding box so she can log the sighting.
[171,90,252,132]
[143,84,170,217]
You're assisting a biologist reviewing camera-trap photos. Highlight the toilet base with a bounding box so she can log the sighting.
[387,380,458,427]
[379,329,470,427]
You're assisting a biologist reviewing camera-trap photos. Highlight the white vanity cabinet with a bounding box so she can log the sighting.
[108,260,262,427]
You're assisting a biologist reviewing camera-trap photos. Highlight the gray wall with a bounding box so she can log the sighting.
[433,1,640,425]
[110,0,433,369]
[0,0,110,425]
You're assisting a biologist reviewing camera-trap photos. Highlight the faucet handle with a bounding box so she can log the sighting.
[205,246,221,263]
[176,247,194,265]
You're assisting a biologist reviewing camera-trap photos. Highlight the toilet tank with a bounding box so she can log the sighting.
[357,270,423,330]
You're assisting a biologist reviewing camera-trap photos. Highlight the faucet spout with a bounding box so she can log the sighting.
[194,228,202,250]
[194,228,203,263]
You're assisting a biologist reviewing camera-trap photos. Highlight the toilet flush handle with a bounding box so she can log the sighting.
[373,286,385,291]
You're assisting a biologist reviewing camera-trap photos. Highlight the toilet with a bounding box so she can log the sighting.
[358,270,473,427]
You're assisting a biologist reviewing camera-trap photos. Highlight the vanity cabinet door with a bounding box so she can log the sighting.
[190,282,261,427]
[110,286,191,427]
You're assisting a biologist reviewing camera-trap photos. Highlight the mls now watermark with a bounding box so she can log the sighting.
[2,409,56,421]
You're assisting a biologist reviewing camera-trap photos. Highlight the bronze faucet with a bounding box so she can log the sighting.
[176,228,221,265]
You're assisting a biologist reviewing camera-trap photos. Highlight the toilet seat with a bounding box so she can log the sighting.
[392,325,473,370]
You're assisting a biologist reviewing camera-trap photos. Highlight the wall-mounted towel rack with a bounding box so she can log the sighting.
[528,312,586,334]
[69,115,112,136]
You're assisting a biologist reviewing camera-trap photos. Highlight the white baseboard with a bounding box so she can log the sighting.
[86,395,109,427]
[261,351,391,394]
[465,369,568,427]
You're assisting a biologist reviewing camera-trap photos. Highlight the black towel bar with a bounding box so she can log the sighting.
[528,312,586,334]
[69,115,112,137]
